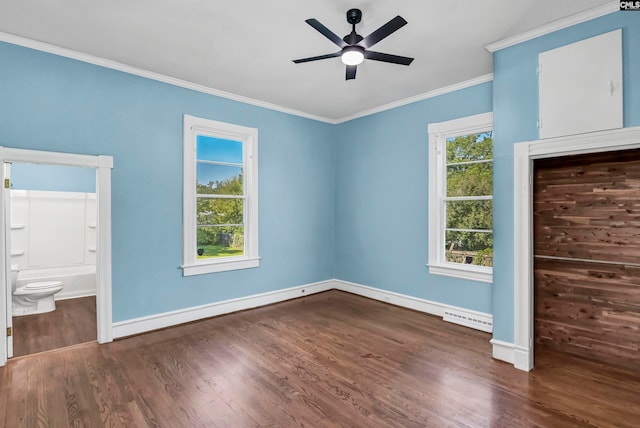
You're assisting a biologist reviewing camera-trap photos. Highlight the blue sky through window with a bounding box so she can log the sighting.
[197,135,243,163]
[196,135,244,189]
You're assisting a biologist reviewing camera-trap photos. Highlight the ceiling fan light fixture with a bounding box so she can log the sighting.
[293,10,413,80]
[341,46,364,65]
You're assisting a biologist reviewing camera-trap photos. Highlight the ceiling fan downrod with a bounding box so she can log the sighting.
[344,9,364,45]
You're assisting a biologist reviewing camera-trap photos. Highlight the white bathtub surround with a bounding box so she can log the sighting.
[10,190,97,299]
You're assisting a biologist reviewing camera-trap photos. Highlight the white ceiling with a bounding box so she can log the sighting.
[0,0,613,122]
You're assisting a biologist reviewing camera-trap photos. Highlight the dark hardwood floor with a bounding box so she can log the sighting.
[12,296,96,357]
[1,291,638,427]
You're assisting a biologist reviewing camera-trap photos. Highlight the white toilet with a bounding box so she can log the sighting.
[11,265,64,316]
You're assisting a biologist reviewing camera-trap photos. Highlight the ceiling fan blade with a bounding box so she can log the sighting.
[360,16,407,49]
[293,52,341,64]
[346,65,357,80]
[305,19,347,48]
[364,50,414,66]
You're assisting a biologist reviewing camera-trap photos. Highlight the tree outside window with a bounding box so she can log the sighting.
[195,135,245,259]
[444,132,493,267]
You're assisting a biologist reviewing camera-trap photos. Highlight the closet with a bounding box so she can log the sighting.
[533,149,640,371]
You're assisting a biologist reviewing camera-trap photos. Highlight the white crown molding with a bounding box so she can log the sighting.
[0,31,493,125]
[334,74,494,124]
[0,31,335,124]
[485,1,620,53]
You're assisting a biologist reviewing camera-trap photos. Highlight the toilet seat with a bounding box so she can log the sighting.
[13,281,64,295]
[24,280,64,290]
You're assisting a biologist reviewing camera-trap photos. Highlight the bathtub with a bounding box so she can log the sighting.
[16,265,96,300]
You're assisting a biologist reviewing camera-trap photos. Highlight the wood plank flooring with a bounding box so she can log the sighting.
[12,296,96,357]
[1,290,639,427]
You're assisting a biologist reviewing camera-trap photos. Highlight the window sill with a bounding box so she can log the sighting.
[182,257,260,276]
[427,263,493,283]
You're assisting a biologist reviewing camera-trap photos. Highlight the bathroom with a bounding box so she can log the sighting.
[8,162,97,356]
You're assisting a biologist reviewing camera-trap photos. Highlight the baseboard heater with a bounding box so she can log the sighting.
[443,310,493,333]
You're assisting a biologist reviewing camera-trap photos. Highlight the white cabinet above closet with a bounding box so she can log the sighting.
[538,29,623,139]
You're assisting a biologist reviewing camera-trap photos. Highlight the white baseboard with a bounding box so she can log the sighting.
[112,280,336,338]
[333,279,493,333]
[490,339,515,364]
[491,340,531,371]
[112,278,494,341]
[514,345,533,372]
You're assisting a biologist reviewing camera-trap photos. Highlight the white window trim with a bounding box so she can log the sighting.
[427,112,493,283]
[182,114,259,276]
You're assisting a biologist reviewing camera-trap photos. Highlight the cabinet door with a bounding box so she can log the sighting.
[539,29,622,139]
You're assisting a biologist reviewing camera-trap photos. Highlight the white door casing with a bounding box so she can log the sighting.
[3,163,12,358]
[512,126,640,371]
[0,148,113,367]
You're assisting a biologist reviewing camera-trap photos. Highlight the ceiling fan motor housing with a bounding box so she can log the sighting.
[346,9,362,25]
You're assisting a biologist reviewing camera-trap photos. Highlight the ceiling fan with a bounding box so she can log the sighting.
[292,8,414,80]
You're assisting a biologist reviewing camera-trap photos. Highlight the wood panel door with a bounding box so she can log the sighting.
[533,149,640,371]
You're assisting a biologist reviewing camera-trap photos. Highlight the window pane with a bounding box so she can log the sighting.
[197,135,243,163]
[197,197,243,225]
[446,162,492,197]
[446,200,492,230]
[197,226,244,259]
[444,230,493,267]
[197,163,243,195]
[446,132,493,163]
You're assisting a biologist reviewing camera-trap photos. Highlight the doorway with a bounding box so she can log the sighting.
[0,148,113,366]
[533,149,640,371]
[512,125,640,371]
[8,162,98,356]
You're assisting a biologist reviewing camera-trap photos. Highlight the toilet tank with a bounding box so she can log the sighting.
[11,264,19,292]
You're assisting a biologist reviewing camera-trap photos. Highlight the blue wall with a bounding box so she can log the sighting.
[0,42,337,322]
[334,83,494,313]
[11,163,96,192]
[1,10,637,337]
[332,10,639,338]
[491,11,640,342]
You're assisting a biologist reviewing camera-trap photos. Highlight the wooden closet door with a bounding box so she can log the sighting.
[533,149,640,371]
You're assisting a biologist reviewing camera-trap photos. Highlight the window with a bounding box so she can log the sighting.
[182,115,259,276]
[428,112,493,283]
